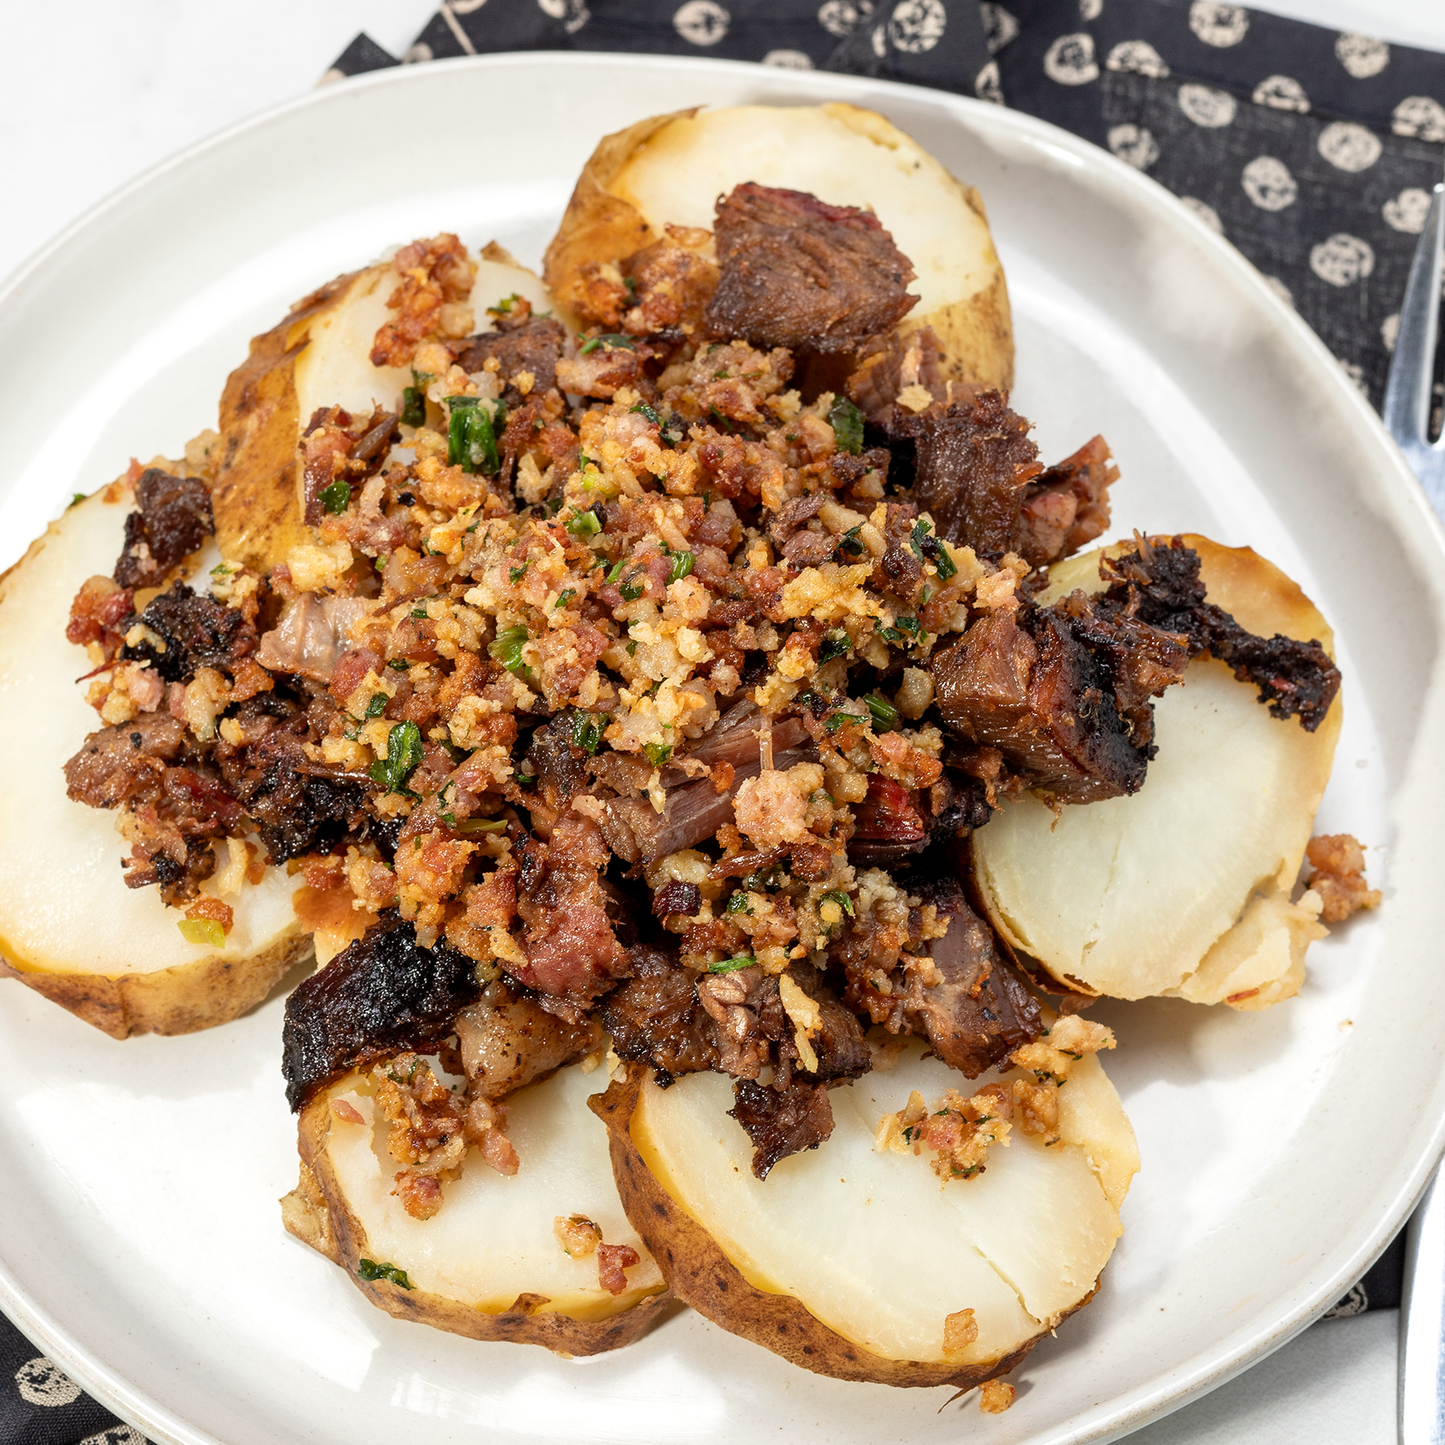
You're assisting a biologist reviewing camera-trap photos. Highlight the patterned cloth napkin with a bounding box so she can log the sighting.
[3,2,1440,1440]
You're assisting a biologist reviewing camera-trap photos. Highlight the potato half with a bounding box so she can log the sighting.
[213,248,554,572]
[0,489,308,1037]
[595,1041,1136,1388]
[971,536,1340,1007]
[543,104,1014,392]
[288,1062,671,1355]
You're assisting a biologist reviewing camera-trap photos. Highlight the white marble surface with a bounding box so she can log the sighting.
[0,3,1439,1442]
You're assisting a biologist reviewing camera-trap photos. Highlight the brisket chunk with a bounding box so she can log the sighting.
[931,599,1188,803]
[455,980,600,1100]
[64,714,190,811]
[282,912,482,1111]
[704,184,918,354]
[729,1078,835,1180]
[120,583,257,683]
[1014,435,1116,567]
[113,469,214,589]
[1097,536,1340,731]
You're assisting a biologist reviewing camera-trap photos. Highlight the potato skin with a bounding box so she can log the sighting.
[212,270,361,571]
[0,930,309,1039]
[592,1070,1065,1389]
[542,109,697,320]
[288,1086,675,1356]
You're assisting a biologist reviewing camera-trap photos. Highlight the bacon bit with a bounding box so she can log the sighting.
[597,1243,640,1296]
[229,657,275,703]
[979,1380,1016,1414]
[876,1083,1013,1181]
[371,233,477,369]
[710,760,736,795]
[1305,833,1381,924]
[302,855,347,890]
[392,1169,444,1220]
[553,1214,603,1260]
[943,1308,978,1355]
[244,843,267,885]
[66,575,133,652]
[478,1130,517,1175]
[185,896,234,936]
[330,1098,365,1125]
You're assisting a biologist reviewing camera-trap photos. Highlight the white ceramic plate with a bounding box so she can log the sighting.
[1,52,1442,1445]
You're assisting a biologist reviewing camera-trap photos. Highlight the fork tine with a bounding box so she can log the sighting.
[1383,183,1445,455]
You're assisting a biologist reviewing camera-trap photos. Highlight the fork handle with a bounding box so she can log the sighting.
[1401,1168,1445,1444]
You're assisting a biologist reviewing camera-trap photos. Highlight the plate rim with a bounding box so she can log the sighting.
[0,47,1441,1445]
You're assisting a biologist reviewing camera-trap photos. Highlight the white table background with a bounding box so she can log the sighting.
[1,2,1439,1441]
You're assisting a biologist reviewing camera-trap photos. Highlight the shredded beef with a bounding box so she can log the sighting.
[120,583,257,684]
[1014,436,1117,567]
[220,714,369,863]
[600,946,719,1083]
[729,1078,835,1179]
[454,317,567,397]
[113,469,214,590]
[836,874,1042,1075]
[704,184,918,354]
[282,912,482,1111]
[64,715,189,810]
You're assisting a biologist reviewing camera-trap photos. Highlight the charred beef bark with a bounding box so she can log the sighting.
[601,946,720,1083]
[113,469,214,589]
[836,873,1041,1077]
[454,316,567,397]
[729,1077,835,1180]
[282,912,482,1110]
[704,184,918,354]
[524,711,592,815]
[119,583,257,683]
[1098,536,1341,731]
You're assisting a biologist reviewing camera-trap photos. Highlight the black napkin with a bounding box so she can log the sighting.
[6,3,1442,1440]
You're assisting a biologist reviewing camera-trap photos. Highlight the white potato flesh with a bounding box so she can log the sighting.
[972,540,1338,1003]
[294,256,555,426]
[609,104,1000,322]
[0,492,301,976]
[633,1041,1135,1364]
[325,1063,663,1319]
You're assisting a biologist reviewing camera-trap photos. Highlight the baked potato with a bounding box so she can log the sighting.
[595,1034,1137,1388]
[970,536,1340,1007]
[287,1060,670,1354]
[543,103,1013,393]
[0,486,309,1037]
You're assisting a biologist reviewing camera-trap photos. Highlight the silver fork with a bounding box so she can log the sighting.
[1387,180,1445,1445]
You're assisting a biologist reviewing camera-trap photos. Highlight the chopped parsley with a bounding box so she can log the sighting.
[630,400,661,426]
[827,396,865,455]
[369,721,424,794]
[488,624,534,681]
[619,573,645,602]
[364,693,388,720]
[836,525,865,559]
[69,492,86,508]
[819,889,855,918]
[399,385,426,428]
[579,333,637,355]
[643,741,673,767]
[554,588,577,609]
[509,562,529,583]
[726,892,753,915]
[910,517,957,579]
[318,478,351,515]
[818,629,852,663]
[386,658,411,671]
[824,710,866,734]
[667,551,694,584]
[357,1259,414,1290]
[570,711,605,755]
